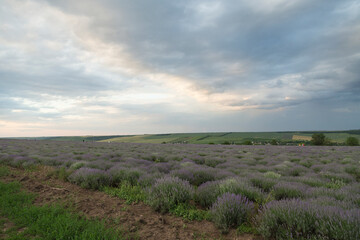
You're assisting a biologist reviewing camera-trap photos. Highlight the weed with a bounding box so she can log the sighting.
[103,182,145,204]
[0,181,123,239]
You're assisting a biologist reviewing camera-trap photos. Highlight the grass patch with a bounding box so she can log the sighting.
[0,181,123,240]
[0,165,9,177]
[103,182,146,204]
[169,203,210,221]
[49,167,73,181]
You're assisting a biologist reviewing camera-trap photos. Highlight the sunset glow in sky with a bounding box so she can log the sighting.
[1,0,359,137]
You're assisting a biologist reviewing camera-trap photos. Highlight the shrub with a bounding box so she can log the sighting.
[242,140,252,145]
[196,178,265,208]
[311,133,326,145]
[345,166,360,181]
[263,171,281,179]
[69,161,86,170]
[204,158,225,168]
[171,166,217,186]
[257,199,360,240]
[346,137,359,146]
[211,193,254,232]
[138,172,164,187]
[273,182,306,200]
[218,178,265,204]
[146,176,193,213]
[250,177,276,192]
[196,181,221,208]
[110,167,142,186]
[68,168,112,190]
[287,166,307,176]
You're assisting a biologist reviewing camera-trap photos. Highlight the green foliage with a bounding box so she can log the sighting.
[111,168,142,186]
[0,165,9,177]
[237,223,258,235]
[311,133,326,145]
[273,183,305,200]
[0,181,123,240]
[169,203,210,221]
[196,178,265,209]
[299,160,313,168]
[270,139,278,145]
[242,140,252,145]
[52,167,72,181]
[250,177,276,192]
[346,137,359,146]
[264,171,281,179]
[103,182,145,204]
[345,166,360,182]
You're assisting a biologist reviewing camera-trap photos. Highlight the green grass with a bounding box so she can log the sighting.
[103,182,146,204]
[0,165,9,177]
[0,181,123,240]
[169,203,210,221]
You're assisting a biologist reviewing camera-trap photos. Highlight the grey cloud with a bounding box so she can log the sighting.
[1,0,359,135]
[46,0,360,98]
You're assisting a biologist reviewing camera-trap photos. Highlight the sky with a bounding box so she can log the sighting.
[0,0,359,137]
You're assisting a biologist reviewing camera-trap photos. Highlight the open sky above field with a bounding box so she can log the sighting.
[1,0,359,137]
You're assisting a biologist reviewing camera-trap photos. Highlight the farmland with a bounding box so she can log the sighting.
[1,139,360,239]
[10,129,360,145]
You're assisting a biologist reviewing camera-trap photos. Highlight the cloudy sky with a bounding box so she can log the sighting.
[1,0,359,137]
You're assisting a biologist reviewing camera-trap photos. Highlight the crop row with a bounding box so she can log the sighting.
[0,139,359,239]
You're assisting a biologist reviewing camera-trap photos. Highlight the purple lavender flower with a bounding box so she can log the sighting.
[68,167,112,190]
[211,193,254,232]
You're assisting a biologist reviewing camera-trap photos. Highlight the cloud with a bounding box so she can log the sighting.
[0,0,359,136]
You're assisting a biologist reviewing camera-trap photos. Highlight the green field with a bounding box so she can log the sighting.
[4,130,360,145]
[98,130,360,144]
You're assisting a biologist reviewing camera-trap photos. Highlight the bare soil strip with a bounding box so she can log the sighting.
[1,166,260,240]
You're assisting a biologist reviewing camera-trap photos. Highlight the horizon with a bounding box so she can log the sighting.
[2,129,359,139]
[1,0,359,137]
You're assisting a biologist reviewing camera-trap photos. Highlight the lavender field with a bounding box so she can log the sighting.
[1,139,359,239]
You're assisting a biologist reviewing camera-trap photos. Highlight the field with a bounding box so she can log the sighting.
[11,130,360,145]
[1,139,360,239]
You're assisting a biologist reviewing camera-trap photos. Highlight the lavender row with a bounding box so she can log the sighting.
[0,139,359,238]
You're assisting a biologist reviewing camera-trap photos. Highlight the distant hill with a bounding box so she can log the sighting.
[98,130,360,145]
[4,130,359,145]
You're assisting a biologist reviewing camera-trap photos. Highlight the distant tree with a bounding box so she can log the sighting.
[270,139,278,145]
[346,137,359,146]
[242,140,252,145]
[222,141,231,145]
[311,133,326,145]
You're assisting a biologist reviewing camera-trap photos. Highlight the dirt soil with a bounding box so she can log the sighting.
[1,166,262,240]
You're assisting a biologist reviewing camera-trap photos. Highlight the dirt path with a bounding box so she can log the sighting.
[1,166,261,240]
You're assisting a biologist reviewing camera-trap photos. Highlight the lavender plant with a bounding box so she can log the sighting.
[146,176,193,213]
[1,139,360,235]
[68,167,112,190]
[273,181,307,200]
[257,199,360,240]
[211,193,254,232]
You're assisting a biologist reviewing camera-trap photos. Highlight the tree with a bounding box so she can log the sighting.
[242,140,252,145]
[270,139,278,145]
[346,137,359,146]
[311,133,326,145]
